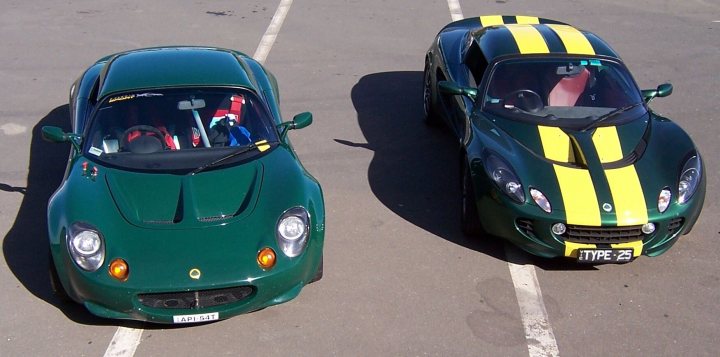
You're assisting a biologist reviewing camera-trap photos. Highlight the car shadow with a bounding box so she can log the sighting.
[346,71,508,261]
[1,105,142,326]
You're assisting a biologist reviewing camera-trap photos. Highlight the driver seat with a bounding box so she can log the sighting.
[548,68,590,106]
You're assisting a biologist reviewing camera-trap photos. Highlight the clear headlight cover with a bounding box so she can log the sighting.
[276,207,310,257]
[484,154,525,203]
[678,154,701,205]
[657,188,671,213]
[530,188,551,213]
[67,222,105,271]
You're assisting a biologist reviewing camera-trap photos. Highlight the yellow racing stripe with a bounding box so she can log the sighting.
[591,127,648,226]
[564,241,595,258]
[479,15,504,27]
[546,24,595,55]
[515,16,540,24]
[506,25,550,54]
[554,165,601,225]
[538,126,570,162]
[611,241,643,257]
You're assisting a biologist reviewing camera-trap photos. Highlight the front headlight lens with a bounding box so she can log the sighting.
[67,222,105,271]
[678,154,701,204]
[530,188,551,213]
[484,154,525,203]
[276,207,310,257]
[657,188,671,213]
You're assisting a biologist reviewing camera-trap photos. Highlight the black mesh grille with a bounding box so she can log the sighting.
[516,218,535,237]
[137,286,255,309]
[667,218,684,233]
[564,225,643,244]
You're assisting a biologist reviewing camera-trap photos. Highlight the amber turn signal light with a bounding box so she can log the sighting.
[109,258,129,281]
[257,247,276,270]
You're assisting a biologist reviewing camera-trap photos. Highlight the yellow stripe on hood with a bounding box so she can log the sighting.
[592,127,648,226]
[546,24,595,55]
[479,15,504,27]
[539,126,601,226]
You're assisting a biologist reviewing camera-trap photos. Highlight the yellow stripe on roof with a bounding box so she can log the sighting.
[480,15,504,27]
[506,25,550,54]
[515,16,540,24]
[538,126,571,162]
[592,127,624,163]
[554,165,601,226]
[547,24,595,55]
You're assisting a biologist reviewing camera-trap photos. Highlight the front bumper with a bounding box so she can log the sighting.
[476,191,704,259]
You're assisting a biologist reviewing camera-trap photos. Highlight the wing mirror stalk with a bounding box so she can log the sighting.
[278,112,313,140]
[641,83,673,103]
[42,126,82,151]
[438,81,478,101]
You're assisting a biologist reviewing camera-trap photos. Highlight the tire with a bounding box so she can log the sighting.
[48,252,70,303]
[461,158,485,237]
[309,254,323,284]
[423,59,441,126]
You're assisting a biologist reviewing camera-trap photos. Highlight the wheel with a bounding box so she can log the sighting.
[309,254,323,284]
[423,59,441,126]
[503,89,544,113]
[48,252,70,303]
[461,159,484,237]
[120,125,168,153]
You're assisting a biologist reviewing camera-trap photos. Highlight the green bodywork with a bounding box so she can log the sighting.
[424,17,705,259]
[44,47,324,322]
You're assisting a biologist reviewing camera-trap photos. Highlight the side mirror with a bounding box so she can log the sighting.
[42,126,69,143]
[277,112,313,139]
[438,81,477,100]
[291,112,313,130]
[641,83,673,102]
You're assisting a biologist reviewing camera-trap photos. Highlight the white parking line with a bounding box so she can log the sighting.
[103,327,143,357]
[506,246,560,357]
[446,0,464,21]
[101,1,295,356]
[253,0,294,64]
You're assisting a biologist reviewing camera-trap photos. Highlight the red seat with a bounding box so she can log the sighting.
[548,69,590,106]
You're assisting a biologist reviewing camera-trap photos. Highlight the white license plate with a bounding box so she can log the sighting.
[173,312,219,324]
[577,248,633,263]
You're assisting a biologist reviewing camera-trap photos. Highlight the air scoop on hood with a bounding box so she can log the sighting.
[105,163,264,227]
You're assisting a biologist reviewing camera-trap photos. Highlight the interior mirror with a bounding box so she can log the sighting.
[177,98,206,110]
[42,126,69,143]
[438,81,478,100]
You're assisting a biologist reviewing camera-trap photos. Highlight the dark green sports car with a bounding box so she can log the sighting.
[423,16,705,262]
[43,47,324,323]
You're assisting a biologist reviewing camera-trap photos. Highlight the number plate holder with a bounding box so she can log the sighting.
[577,248,633,263]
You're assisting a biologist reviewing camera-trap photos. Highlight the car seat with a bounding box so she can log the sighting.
[547,68,590,106]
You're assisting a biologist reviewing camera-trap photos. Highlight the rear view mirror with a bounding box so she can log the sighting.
[641,83,673,103]
[42,126,69,143]
[177,99,206,110]
[438,81,478,100]
[291,112,313,130]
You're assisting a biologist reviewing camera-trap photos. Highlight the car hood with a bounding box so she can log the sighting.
[485,112,688,226]
[105,162,263,228]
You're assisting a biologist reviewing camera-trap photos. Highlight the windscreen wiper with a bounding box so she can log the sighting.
[580,102,643,131]
[190,140,272,175]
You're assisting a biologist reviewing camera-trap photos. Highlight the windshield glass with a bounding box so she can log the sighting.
[84,88,278,172]
[482,58,644,129]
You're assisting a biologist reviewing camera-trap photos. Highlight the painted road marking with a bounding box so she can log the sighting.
[506,246,560,357]
[101,1,295,356]
[103,327,143,357]
[0,123,27,135]
[253,0,294,64]
[447,0,464,21]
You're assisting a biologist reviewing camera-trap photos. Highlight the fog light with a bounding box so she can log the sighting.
[257,247,277,270]
[641,223,656,234]
[109,258,129,281]
[552,223,566,235]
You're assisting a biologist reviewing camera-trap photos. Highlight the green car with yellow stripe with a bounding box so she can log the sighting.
[423,16,705,262]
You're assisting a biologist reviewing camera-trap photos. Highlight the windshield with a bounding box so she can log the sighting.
[84,88,278,172]
[482,58,645,129]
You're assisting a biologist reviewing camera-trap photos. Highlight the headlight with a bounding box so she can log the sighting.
[276,207,310,257]
[530,188,551,213]
[67,222,105,271]
[678,154,701,204]
[484,154,525,203]
[657,188,671,213]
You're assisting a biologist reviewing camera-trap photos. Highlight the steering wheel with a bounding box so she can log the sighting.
[120,125,168,153]
[503,89,544,113]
